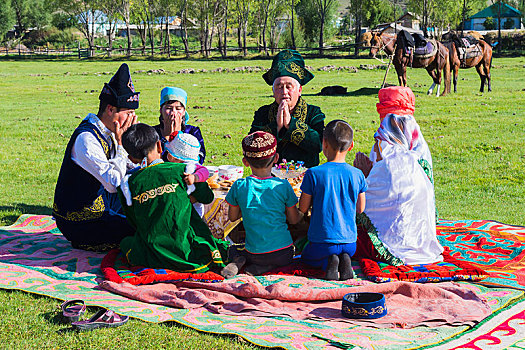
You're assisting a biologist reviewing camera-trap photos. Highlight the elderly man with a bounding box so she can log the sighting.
[53,63,138,251]
[250,50,325,168]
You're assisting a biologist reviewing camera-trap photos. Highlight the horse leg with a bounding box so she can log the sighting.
[394,62,406,86]
[426,68,440,97]
[476,64,485,93]
[485,61,492,92]
[453,65,458,93]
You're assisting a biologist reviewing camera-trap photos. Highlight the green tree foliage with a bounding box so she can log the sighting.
[364,0,397,28]
[11,0,52,34]
[295,0,338,52]
[484,16,496,29]
[0,0,16,41]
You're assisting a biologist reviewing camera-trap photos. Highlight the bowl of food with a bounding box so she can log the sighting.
[218,165,243,182]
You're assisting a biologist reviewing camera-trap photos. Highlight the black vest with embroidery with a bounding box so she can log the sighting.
[53,120,111,223]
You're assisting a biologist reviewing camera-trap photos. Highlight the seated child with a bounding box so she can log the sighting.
[118,123,227,272]
[299,120,367,281]
[165,133,209,217]
[221,131,301,278]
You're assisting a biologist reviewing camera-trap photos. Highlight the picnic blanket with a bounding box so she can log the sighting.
[1,214,524,350]
[100,277,491,329]
[101,249,224,285]
[436,219,525,290]
[360,248,489,283]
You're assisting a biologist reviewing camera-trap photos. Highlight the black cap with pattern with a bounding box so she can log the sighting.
[99,63,140,109]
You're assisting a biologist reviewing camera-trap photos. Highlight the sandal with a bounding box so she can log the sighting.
[61,299,86,323]
[72,309,129,331]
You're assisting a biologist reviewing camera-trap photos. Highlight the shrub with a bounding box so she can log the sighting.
[503,18,514,30]
[22,27,80,48]
[483,17,496,30]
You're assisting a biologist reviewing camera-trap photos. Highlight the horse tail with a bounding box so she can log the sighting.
[442,45,451,95]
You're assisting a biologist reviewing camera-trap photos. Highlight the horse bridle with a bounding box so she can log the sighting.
[372,34,396,55]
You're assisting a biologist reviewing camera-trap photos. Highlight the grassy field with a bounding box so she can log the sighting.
[0,56,524,348]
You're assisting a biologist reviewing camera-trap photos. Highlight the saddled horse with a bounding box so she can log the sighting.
[441,31,493,93]
[369,31,451,97]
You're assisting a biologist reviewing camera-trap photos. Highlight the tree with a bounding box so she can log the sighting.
[267,0,286,52]
[0,0,15,42]
[233,0,251,56]
[349,0,366,55]
[288,0,300,49]
[179,0,191,56]
[364,0,397,28]
[11,0,52,37]
[313,0,338,54]
[54,0,101,57]
[100,0,121,57]
[116,0,133,56]
[296,0,337,54]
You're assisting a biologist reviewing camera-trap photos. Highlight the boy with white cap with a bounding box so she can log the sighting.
[165,133,210,217]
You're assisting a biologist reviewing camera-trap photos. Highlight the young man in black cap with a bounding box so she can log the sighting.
[53,63,139,251]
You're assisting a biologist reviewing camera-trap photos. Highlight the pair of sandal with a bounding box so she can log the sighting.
[61,299,129,330]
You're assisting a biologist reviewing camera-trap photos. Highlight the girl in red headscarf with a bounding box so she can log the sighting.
[353,86,442,265]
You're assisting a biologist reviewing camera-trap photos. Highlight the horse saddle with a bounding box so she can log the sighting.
[458,44,482,62]
[414,41,436,57]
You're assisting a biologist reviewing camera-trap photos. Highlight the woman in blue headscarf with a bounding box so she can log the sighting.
[153,87,206,165]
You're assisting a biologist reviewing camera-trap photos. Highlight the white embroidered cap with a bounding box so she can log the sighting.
[165,132,200,163]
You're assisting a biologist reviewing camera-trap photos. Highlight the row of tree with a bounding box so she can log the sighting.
[0,0,523,57]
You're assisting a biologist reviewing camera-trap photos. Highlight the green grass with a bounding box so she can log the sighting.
[0,56,524,348]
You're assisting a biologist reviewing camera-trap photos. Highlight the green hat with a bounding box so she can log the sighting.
[262,50,314,86]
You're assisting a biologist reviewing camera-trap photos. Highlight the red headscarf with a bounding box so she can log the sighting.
[376,86,415,121]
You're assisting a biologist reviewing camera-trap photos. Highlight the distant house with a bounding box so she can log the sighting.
[397,12,421,31]
[372,12,424,35]
[464,3,523,31]
[116,17,198,38]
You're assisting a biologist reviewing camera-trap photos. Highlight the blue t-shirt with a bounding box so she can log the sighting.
[300,162,368,244]
[225,176,298,254]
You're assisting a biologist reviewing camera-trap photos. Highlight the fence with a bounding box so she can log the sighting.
[0,41,364,59]
[2,37,521,59]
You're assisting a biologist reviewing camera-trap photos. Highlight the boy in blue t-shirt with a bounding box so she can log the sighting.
[299,120,367,280]
[222,131,301,278]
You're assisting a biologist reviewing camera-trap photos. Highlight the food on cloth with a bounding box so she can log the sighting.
[271,159,306,179]
[207,172,236,190]
[271,160,306,197]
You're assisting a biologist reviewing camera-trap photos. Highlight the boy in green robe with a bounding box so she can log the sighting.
[118,123,227,272]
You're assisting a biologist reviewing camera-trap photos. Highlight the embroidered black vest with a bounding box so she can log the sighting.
[53,120,111,223]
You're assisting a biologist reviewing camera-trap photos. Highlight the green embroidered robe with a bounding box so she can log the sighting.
[118,162,227,272]
[249,97,325,168]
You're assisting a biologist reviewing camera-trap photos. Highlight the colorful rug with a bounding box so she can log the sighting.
[101,249,224,285]
[100,278,492,329]
[437,219,525,290]
[360,248,489,283]
[0,215,524,350]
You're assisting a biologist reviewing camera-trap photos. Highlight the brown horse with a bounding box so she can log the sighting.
[370,31,451,97]
[441,31,493,93]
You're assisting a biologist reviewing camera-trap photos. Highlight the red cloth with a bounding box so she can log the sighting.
[354,224,389,263]
[376,86,415,121]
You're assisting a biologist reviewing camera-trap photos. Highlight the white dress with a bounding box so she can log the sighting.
[365,113,443,265]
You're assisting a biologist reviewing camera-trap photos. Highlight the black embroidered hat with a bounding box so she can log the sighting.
[99,63,140,109]
[262,49,314,86]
